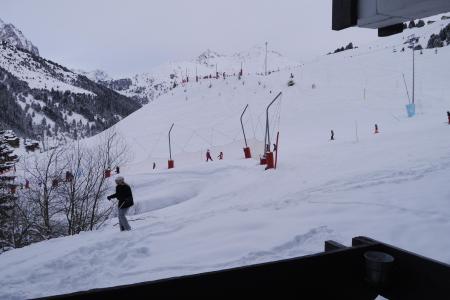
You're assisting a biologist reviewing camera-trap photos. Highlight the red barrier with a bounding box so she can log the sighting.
[168,160,174,169]
[265,152,274,170]
[260,157,267,165]
[243,147,252,159]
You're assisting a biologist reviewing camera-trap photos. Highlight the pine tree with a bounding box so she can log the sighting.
[0,141,17,252]
[416,20,425,28]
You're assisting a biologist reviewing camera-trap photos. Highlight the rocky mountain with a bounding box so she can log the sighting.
[72,69,112,82]
[0,37,141,141]
[0,18,39,56]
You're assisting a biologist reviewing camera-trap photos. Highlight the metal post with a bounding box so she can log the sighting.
[168,123,174,160]
[412,47,415,105]
[265,42,268,76]
[240,104,249,148]
[264,92,282,153]
[402,73,411,104]
[274,132,279,169]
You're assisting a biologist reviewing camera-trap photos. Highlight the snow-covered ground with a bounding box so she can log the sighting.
[1,20,450,299]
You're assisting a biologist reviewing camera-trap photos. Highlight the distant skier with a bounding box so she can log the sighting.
[25,179,29,189]
[447,111,450,124]
[374,124,379,134]
[107,176,134,232]
[218,152,223,160]
[330,130,335,141]
[153,162,156,170]
[206,149,213,162]
[116,166,120,174]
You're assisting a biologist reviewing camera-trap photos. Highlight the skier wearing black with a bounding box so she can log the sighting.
[447,111,450,124]
[107,176,134,231]
[330,130,335,141]
[206,149,213,162]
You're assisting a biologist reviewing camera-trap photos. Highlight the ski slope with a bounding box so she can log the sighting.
[2,21,450,299]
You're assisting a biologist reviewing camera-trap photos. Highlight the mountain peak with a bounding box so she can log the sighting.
[196,49,223,64]
[73,69,112,82]
[0,17,39,56]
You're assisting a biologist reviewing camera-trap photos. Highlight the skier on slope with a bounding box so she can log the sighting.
[107,176,134,231]
[447,111,450,124]
[374,124,379,134]
[206,149,213,162]
[218,152,223,160]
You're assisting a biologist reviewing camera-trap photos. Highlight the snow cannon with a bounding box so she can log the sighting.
[168,123,175,169]
[240,104,251,159]
[263,92,282,169]
[243,147,252,159]
[168,160,174,169]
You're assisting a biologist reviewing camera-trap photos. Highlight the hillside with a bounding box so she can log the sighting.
[0,42,141,140]
[1,18,450,299]
[80,45,299,105]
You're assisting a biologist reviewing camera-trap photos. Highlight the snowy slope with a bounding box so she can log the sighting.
[2,20,450,299]
[95,45,299,104]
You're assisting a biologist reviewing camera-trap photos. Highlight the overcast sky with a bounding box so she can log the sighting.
[2,0,378,77]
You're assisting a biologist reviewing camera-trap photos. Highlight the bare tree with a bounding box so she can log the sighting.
[21,146,68,240]
[2,128,130,253]
[58,128,129,234]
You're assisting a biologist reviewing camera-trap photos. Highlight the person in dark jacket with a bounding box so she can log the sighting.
[206,149,213,162]
[447,111,450,124]
[107,176,134,231]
